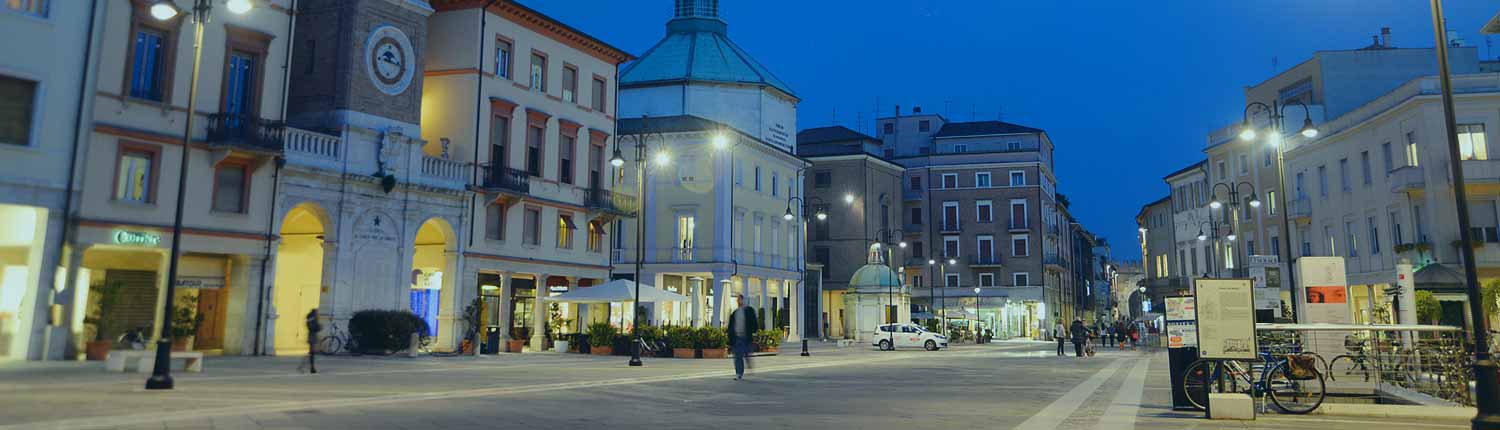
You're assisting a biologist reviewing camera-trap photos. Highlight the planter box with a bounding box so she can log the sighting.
[171,336,194,352]
[85,341,112,361]
[700,348,728,359]
[590,345,613,356]
[553,340,570,352]
[672,348,695,358]
[507,340,526,353]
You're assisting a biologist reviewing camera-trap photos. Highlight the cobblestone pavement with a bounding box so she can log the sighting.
[0,341,1475,429]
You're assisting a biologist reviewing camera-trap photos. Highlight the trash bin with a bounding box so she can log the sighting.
[483,327,500,354]
[576,333,590,354]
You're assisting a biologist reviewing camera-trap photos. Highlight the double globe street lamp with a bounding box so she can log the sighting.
[1208,181,1258,277]
[144,0,254,391]
[873,228,905,350]
[610,117,670,367]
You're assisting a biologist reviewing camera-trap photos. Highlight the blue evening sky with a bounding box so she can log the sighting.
[529,0,1499,259]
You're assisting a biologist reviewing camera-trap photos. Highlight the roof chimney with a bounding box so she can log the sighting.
[1381,27,1391,47]
[913,106,922,114]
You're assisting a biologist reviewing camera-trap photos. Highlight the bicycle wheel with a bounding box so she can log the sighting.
[1182,359,1217,410]
[1267,361,1325,414]
[1328,354,1370,382]
[318,336,342,356]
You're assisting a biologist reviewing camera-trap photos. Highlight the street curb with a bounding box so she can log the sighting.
[1308,403,1475,420]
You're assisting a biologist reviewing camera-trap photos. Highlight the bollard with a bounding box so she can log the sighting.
[800,339,810,356]
[408,333,420,358]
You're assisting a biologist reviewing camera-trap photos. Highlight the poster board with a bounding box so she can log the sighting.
[1247,255,1281,316]
[1165,296,1197,349]
[1194,278,1257,360]
[1295,257,1350,358]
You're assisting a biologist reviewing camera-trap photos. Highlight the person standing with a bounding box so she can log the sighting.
[1052,318,1066,357]
[1129,323,1140,350]
[298,309,321,374]
[727,294,759,381]
[1069,318,1088,357]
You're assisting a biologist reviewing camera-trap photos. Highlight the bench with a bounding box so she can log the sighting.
[836,339,856,348]
[105,350,204,373]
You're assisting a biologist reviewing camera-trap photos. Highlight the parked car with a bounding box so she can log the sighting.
[872,323,948,351]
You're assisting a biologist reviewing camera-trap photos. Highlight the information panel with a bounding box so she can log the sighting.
[1165,296,1198,349]
[1194,278,1257,360]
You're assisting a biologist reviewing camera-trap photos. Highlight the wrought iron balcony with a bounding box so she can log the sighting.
[939,222,961,233]
[205,113,284,152]
[477,163,530,195]
[1009,222,1030,232]
[971,255,1002,267]
[586,188,638,217]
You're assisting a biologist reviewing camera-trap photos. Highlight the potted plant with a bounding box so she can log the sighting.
[587,322,616,356]
[695,326,728,358]
[1416,290,1442,325]
[667,325,696,358]
[82,281,125,360]
[507,326,528,353]
[548,303,572,352]
[1393,243,1415,254]
[460,298,482,355]
[169,296,203,352]
[753,328,784,353]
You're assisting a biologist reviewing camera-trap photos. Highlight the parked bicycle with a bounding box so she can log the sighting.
[317,322,361,356]
[1182,349,1327,414]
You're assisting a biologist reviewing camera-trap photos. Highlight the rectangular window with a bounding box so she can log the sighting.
[941,173,957,189]
[1324,225,1336,256]
[979,273,995,288]
[588,221,603,252]
[944,236,960,258]
[1339,158,1350,191]
[524,207,541,245]
[883,123,893,135]
[1013,272,1030,287]
[975,172,991,188]
[753,166,762,191]
[676,215,695,250]
[490,114,509,167]
[486,203,506,240]
[1239,154,1248,175]
[1300,228,1312,257]
[1459,124,1488,160]
[526,125,543,176]
[1360,151,1372,185]
[1317,165,1328,197]
[1345,221,1358,257]
[1390,211,1403,247]
[910,207,923,225]
[1406,132,1419,167]
[529,52,546,92]
[1009,200,1027,229]
[1011,235,1029,257]
[211,163,248,213]
[558,134,575,185]
[1295,172,1305,199]
[918,120,930,132]
[1270,236,1280,257]
[942,201,959,231]
[945,274,960,288]
[1382,142,1394,173]
[1267,190,1277,215]
[1008,142,1021,151]
[1009,170,1025,186]
[1247,239,1256,256]
[1368,216,1380,255]
[954,144,968,153]
[129,27,170,101]
[771,172,779,196]
[814,171,832,188]
[591,77,607,111]
[976,200,993,223]
[909,176,922,190]
[561,65,578,103]
[4,0,49,17]
[1217,161,1226,180]
[0,75,37,146]
[977,235,994,263]
[115,146,156,203]
[494,38,512,79]
[1469,201,1499,243]
[911,242,924,259]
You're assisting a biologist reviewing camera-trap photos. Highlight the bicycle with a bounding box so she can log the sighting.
[317,322,361,356]
[1182,350,1327,414]
[1327,333,1373,382]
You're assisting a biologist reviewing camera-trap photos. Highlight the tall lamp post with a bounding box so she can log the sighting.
[1432,2,1500,426]
[143,0,253,391]
[873,228,906,350]
[611,116,669,367]
[1240,99,1315,316]
[1196,221,1225,277]
[1209,181,1259,277]
[927,255,956,329]
[785,195,828,355]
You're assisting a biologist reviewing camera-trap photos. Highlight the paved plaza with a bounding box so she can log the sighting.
[0,341,1475,430]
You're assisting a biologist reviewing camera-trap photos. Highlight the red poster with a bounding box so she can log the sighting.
[1305,286,1347,304]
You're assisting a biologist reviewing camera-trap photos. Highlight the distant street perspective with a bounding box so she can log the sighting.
[4,0,1500,429]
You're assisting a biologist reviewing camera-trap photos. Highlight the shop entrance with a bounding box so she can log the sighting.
[273,204,327,355]
[409,218,455,342]
[0,204,47,359]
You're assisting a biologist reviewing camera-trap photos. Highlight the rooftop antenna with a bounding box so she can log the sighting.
[831,107,838,126]
[997,104,1004,121]
[970,103,976,121]
[944,99,952,117]
[1272,56,1279,74]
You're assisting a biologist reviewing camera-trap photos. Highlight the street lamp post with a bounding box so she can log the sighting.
[1240,99,1315,319]
[1209,181,1258,277]
[1196,221,1223,277]
[785,195,827,356]
[611,116,669,367]
[873,227,906,350]
[144,0,252,391]
[973,287,981,343]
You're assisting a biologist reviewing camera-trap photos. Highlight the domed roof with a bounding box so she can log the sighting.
[619,1,797,99]
[850,264,902,288]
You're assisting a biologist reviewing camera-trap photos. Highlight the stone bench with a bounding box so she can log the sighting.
[836,339,856,348]
[105,350,204,373]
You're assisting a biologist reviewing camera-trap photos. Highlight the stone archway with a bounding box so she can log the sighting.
[272,202,331,355]
[410,217,458,350]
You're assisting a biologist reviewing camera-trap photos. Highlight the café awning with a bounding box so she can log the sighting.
[539,279,689,304]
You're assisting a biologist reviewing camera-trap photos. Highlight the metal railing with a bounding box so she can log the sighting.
[478,163,530,194]
[971,255,1001,266]
[205,113,284,152]
[586,188,638,216]
[1255,324,1472,406]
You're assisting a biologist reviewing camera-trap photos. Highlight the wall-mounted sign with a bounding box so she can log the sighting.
[176,276,225,290]
[549,285,570,293]
[112,229,161,247]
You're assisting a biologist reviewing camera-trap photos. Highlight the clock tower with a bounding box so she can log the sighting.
[287,0,432,132]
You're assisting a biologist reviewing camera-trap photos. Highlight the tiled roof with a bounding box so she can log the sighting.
[932,120,1044,138]
[796,126,873,145]
[619,18,796,98]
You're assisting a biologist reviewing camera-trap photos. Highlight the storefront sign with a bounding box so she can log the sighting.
[175,276,225,289]
[1194,278,1257,360]
[112,229,161,247]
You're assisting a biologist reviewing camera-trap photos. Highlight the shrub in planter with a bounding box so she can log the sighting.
[169,296,204,351]
[82,281,126,360]
[666,325,696,358]
[695,326,728,358]
[348,310,430,354]
[587,322,617,355]
[753,328,784,352]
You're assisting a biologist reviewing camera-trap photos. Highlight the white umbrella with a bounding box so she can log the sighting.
[539,279,689,304]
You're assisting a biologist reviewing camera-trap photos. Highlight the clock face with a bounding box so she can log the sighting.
[364,26,414,96]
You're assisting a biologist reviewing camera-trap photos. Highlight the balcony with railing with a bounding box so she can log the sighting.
[1008,221,1029,232]
[586,188,638,217]
[971,254,1002,267]
[903,188,925,201]
[1288,196,1312,222]
[477,163,531,196]
[1462,159,1500,192]
[939,221,961,233]
[205,113,284,153]
[282,127,342,171]
[1389,165,1425,194]
[1043,252,1064,270]
[416,155,467,190]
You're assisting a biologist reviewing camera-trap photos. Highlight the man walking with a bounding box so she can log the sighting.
[1070,318,1088,357]
[728,294,759,381]
[1052,317,1066,357]
[298,309,321,374]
